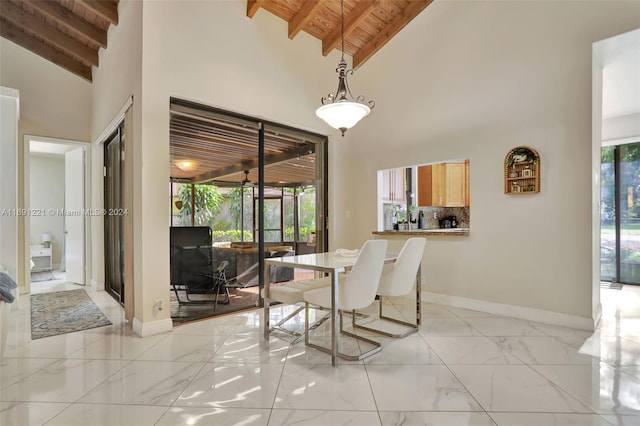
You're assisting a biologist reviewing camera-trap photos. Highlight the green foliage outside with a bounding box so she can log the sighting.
[212,230,253,242]
[174,183,317,243]
[601,145,640,224]
[226,188,243,229]
[176,184,223,226]
[284,226,314,242]
[601,223,640,234]
[212,220,231,231]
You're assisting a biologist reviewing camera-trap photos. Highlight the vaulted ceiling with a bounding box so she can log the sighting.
[2,0,434,186]
[248,0,433,69]
[1,0,432,82]
[0,0,118,82]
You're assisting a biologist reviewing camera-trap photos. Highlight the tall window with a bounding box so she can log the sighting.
[601,142,640,285]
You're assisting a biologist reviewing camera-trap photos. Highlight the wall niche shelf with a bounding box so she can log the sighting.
[504,146,540,195]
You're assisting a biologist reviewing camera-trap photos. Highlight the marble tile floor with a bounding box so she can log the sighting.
[1,284,639,426]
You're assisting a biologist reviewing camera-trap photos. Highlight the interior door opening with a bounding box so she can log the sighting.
[26,136,89,293]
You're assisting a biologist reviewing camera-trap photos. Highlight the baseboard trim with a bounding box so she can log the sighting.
[423,291,595,331]
[132,317,173,337]
[592,302,602,330]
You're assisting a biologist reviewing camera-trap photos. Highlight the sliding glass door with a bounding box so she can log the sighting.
[601,142,640,285]
[104,123,125,303]
[168,99,328,322]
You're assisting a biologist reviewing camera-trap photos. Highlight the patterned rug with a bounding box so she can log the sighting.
[30,271,55,282]
[31,289,112,339]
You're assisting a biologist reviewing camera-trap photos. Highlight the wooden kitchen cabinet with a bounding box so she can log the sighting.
[381,168,406,203]
[418,162,467,207]
[465,159,470,206]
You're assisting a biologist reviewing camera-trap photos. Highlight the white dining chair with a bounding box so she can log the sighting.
[303,239,388,361]
[353,237,425,337]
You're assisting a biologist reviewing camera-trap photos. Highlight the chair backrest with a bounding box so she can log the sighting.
[377,237,426,297]
[342,239,388,310]
[215,260,229,274]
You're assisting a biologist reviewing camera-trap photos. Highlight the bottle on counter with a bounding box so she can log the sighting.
[392,210,398,230]
[419,211,425,229]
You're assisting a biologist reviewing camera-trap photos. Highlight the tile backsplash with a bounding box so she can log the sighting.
[419,206,469,229]
[382,204,470,230]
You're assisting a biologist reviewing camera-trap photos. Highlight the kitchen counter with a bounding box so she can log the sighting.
[373,228,469,236]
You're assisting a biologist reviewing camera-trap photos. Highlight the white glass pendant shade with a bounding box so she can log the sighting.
[175,160,199,171]
[316,101,371,135]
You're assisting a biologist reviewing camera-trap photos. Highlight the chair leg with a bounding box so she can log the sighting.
[304,306,381,361]
[352,297,418,338]
[269,305,305,338]
[304,302,310,346]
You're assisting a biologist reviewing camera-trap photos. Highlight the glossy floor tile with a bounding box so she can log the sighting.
[449,364,591,413]
[0,285,638,425]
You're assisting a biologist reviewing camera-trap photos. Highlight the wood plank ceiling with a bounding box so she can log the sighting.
[170,107,318,187]
[0,0,118,82]
[248,0,433,69]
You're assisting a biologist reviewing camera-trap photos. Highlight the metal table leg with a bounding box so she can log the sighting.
[331,270,339,366]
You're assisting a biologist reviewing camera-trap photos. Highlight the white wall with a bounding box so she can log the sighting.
[603,113,640,143]
[335,1,640,324]
[91,0,144,325]
[29,155,65,268]
[0,38,91,290]
[0,39,92,142]
[122,0,339,333]
[0,87,19,281]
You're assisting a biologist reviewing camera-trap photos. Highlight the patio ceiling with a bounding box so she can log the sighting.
[170,103,322,187]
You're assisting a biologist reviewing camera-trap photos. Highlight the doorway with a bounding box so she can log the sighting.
[24,136,89,294]
[595,29,640,288]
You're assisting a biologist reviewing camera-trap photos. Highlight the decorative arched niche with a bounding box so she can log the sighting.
[504,146,540,195]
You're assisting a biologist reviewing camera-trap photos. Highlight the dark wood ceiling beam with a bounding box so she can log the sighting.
[23,0,107,48]
[75,0,118,25]
[246,0,264,18]
[322,0,378,56]
[353,0,432,69]
[0,1,98,67]
[0,17,91,81]
[288,0,322,39]
[191,142,316,183]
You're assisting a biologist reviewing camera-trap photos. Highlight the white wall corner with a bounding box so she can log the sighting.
[90,278,104,291]
[423,291,596,331]
[132,317,173,337]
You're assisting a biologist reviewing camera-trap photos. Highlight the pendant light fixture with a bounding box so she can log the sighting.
[316,0,374,136]
[175,159,200,172]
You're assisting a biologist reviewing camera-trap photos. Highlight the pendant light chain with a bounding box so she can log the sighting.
[340,0,345,62]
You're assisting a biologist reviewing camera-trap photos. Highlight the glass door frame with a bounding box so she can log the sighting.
[601,142,640,285]
[169,98,329,310]
[104,122,125,304]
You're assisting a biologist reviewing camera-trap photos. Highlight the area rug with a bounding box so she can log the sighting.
[31,289,112,339]
[30,271,55,282]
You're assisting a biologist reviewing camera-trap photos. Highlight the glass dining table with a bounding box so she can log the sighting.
[263,251,421,366]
